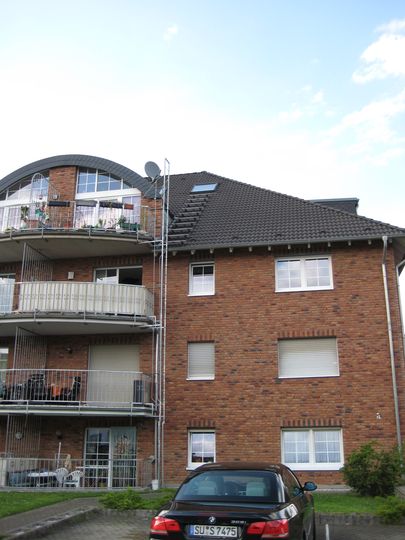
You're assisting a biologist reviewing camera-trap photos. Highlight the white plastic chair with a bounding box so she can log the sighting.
[64,469,84,488]
[54,467,69,487]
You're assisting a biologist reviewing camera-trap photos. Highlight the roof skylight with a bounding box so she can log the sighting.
[191,183,218,193]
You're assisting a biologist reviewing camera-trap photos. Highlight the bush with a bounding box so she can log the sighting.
[376,496,405,524]
[100,488,174,511]
[101,488,143,510]
[341,442,402,497]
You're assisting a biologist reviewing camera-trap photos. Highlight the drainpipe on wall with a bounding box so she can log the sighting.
[382,235,402,450]
[395,258,405,370]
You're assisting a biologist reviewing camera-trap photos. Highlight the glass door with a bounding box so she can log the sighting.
[84,427,136,488]
[0,274,15,313]
[110,427,136,488]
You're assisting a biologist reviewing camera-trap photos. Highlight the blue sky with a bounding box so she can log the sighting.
[1,0,405,230]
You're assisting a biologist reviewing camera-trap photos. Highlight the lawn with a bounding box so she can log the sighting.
[313,492,381,514]
[0,491,100,519]
[0,490,393,519]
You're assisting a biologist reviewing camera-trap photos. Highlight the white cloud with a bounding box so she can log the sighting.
[353,19,405,83]
[311,90,324,104]
[163,25,178,42]
[327,89,405,164]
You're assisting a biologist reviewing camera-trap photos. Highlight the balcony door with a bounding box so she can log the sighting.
[87,344,140,406]
[84,426,136,488]
[0,274,15,313]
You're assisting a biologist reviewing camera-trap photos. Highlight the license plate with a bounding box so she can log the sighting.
[189,525,238,538]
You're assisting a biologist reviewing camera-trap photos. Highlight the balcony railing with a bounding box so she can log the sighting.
[0,455,153,489]
[0,201,155,236]
[0,281,155,320]
[0,369,154,415]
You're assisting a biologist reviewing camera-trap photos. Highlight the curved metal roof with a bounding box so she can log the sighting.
[0,154,155,197]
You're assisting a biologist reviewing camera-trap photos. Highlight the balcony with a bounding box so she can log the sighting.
[0,282,156,336]
[0,369,154,417]
[0,201,156,262]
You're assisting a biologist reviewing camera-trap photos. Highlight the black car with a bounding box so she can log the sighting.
[150,462,317,539]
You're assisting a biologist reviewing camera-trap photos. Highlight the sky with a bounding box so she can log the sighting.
[0,0,405,232]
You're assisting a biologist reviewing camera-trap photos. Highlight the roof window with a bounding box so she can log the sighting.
[191,183,218,193]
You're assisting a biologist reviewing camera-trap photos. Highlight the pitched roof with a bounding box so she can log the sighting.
[167,171,405,250]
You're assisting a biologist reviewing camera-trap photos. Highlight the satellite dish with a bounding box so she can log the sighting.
[145,161,161,181]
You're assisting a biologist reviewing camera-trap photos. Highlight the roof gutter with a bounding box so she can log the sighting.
[382,235,402,450]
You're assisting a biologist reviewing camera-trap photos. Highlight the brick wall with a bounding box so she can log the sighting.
[162,243,405,485]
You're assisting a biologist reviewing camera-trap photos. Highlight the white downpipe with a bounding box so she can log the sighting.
[395,258,405,369]
[382,236,402,449]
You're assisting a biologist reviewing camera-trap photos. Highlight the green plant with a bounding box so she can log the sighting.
[376,496,405,524]
[116,215,127,227]
[100,488,143,510]
[341,442,402,497]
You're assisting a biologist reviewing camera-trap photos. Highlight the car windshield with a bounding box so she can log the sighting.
[175,470,284,503]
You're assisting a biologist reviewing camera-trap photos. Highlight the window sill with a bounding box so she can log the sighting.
[188,293,215,297]
[284,463,343,471]
[187,377,215,381]
[276,286,333,293]
[278,374,340,379]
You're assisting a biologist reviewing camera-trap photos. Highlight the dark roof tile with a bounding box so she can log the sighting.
[168,171,405,249]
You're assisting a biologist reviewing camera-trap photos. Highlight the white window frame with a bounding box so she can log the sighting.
[188,430,216,470]
[189,262,215,296]
[275,255,333,292]
[278,338,339,379]
[281,429,343,471]
[187,342,215,380]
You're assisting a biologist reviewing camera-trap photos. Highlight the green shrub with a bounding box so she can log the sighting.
[376,496,405,524]
[341,442,402,497]
[100,488,174,511]
[101,488,142,510]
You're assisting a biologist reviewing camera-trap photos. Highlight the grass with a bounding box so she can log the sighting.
[0,490,399,519]
[0,491,100,519]
[313,492,381,514]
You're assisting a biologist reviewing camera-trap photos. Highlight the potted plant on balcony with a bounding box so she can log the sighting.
[20,205,29,228]
[116,215,127,230]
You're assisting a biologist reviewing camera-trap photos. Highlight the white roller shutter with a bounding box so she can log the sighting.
[188,343,215,380]
[278,338,339,378]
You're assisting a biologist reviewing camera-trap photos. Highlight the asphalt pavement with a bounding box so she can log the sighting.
[0,498,404,540]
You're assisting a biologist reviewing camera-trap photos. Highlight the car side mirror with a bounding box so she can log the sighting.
[303,481,317,492]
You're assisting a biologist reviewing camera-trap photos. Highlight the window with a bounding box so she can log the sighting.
[94,267,142,285]
[278,338,339,378]
[191,183,218,193]
[282,429,343,470]
[188,431,216,469]
[77,168,132,194]
[0,171,49,202]
[188,342,215,380]
[276,256,333,292]
[189,263,215,296]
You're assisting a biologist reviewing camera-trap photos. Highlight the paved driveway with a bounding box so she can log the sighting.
[39,514,405,540]
[318,522,405,540]
[40,512,150,540]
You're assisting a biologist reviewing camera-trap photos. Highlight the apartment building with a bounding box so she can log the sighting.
[0,155,404,488]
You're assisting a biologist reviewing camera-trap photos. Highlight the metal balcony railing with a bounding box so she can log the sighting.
[0,201,155,236]
[0,369,153,413]
[0,282,155,320]
[0,455,153,489]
